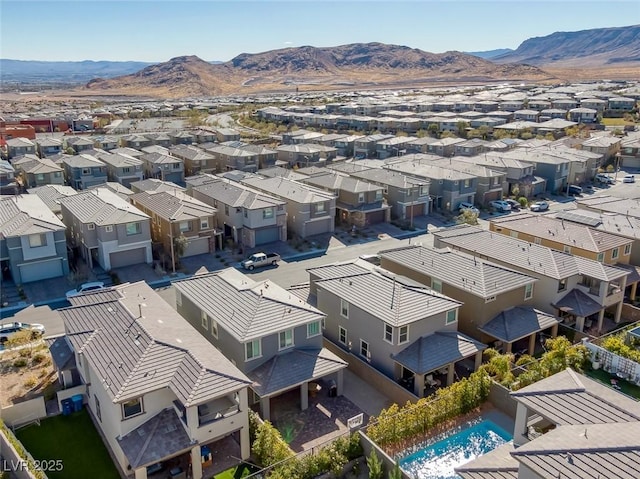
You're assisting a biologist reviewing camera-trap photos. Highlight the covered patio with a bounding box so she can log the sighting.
[479,306,560,357]
[391,331,487,398]
[552,288,607,333]
[248,348,347,422]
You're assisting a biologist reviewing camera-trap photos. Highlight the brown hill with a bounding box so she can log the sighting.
[84,43,554,98]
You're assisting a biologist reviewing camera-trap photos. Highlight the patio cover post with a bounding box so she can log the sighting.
[191,445,203,479]
[260,396,271,421]
[134,467,147,479]
[597,309,605,332]
[414,374,425,397]
[301,382,309,411]
[446,365,455,386]
[528,334,536,356]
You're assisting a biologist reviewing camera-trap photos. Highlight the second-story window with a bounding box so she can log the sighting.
[211,318,218,338]
[82,168,91,175]
[611,247,619,260]
[464,179,470,188]
[28,233,47,248]
[524,283,534,300]
[172,163,181,169]
[384,324,393,344]
[200,218,209,229]
[122,397,143,419]
[431,279,442,293]
[263,208,274,219]
[446,309,458,325]
[624,244,631,256]
[279,329,294,350]
[375,190,383,201]
[358,193,365,203]
[201,311,208,329]
[399,325,409,344]
[307,321,321,338]
[558,278,568,292]
[316,202,325,213]
[87,223,95,230]
[340,299,349,318]
[245,339,261,361]
[179,221,191,233]
[126,222,141,236]
[419,186,429,196]
[123,167,130,173]
[597,252,604,262]
[225,205,230,216]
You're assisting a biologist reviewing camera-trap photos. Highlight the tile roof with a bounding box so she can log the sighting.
[577,195,640,219]
[455,443,518,479]
[248,348,347,397]
[242,176,336,204]
[141,152,182,165]
[511,369,640,425]
[61,153,106,168]
[130,178,184,193]
[95,151,143,168]
[379,245,536,298]
[551,289,603,317]
[193,178,285,210]
[384,159,477,181]
[300,172,382,194]
[13,156,63,174]
[27,184,78,213]
[59,188,149,225]
[346,167,429,188]
[391,331,487,374]
[434,225,630,282]
[511,422,640,479]
[0,194,66,238]
[173,268,326,342]
[59,281,250,406]
[479,307,560,343]
[130,190,215,221]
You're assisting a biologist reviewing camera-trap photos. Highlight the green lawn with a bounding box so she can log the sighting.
[585,367,640,400]
[212,463,260,479]
[16,409,119,479]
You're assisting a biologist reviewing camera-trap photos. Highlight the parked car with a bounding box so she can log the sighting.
[241,252,281,270]
[530,201,550,212]
[0,322,45,344]
[505,199,521,211]
[623,174,635,183]
[458,202,479,215]
[595,173,615,185]
[489,200,512,212]
[567,185,583,196]
[66,281,105,298]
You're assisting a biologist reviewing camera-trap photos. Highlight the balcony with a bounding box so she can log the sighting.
[197,396,240,427]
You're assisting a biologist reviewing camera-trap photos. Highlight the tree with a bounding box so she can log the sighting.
[65,147,75,155]
[455,209,479,226]
[427,123,439,137]
[367,449,384,479]
[251,420,293,467]
[172,234,189,272]
[456,121,469,139]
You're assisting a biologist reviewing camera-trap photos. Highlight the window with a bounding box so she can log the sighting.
[122,397,143,419]
[316,202,326,213]
[126,222,141,236]
[179,221,191,233]
[225,205,230,216]
[245,339,261,360]
[384,324,393,343]
[375,190,383,201]
[597,252,604,262]
[28,233,46,248]
[263,208,274,219]
[431,279,442,293]
[399,325,409,344]
[87,223,95,230]
[82,168,91,175]
[244,209,248,218]
[54,171,62,178]
[172,163,181,169]
[200,218,209,229]
[307,321,320,338]
[360,339,370,359]
[279,329,294,349]
[419,186,429,196]
[340,299,349,318]
[624,244,631,256]
[558,278,567,292]
[358,192,365,203]
[524,283,534,300]
[563,245,571,254]
[612,248,619,260]
[105,225,113,233]
[339,326,347,345]
[446,309,458,324]
[464,179,470,188]
[94,395,101,422]
[211,319,218,338]
[201,311,208,329]
[36,173,45,181]
[122,167,130,173]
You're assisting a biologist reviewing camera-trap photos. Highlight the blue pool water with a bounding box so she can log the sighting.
[398,419,513,479]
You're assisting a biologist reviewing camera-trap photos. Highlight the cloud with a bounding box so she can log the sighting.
[284,41,293,45]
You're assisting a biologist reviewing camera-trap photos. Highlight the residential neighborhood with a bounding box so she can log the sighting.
[1,78,640,479]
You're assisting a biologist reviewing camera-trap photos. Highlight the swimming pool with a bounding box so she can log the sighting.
[398,417,513,479]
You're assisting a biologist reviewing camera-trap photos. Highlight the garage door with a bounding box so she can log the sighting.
[184,237,210,257]
[304,218,331,237]
[110,247,147,269]
[405,203,425,219]
[255,227,279,245]
[622,157,640,169]
[19,259,63,283]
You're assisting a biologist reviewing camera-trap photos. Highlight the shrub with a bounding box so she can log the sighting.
[23,376,37,389]
[518,197,528,208]
[367,449,384,479]
[251,420,293,468]
[13,358,28,368]
[31,352,46,364]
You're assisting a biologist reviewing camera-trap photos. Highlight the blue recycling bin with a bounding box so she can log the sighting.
[71,394,83,412]
[62,399,73,416]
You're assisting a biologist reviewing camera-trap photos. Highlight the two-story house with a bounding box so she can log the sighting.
[429,158,507,205]
[0,159,18,195]
[130,189,218,264]
[61,154,108,190]
[487,150,569,194]
[130,178,185,194]
[353,134,395,159]
[379,245,560,355]
[6,137,37,158]
[305,261,485,397]
[173,268,347,421]
[296,169,390,227]
[95,151,145,187]
[0,194,70,284]
[215,128,241,143]
[375,137,417,160]
[12,155,65,189]
[189,175,287,247]
[139,152,185,184]
[434,225,631,332]
[460,154,545,198]
[59,188,153,271]
[241,176,336,238]
[275,144,323,168]
[169,145,216,176]
[65,136,95,154]
[238,144,278,170]
[35,137,63,157]
[59,282,252,479]
[27,184,78,217]
[204,145,259,173]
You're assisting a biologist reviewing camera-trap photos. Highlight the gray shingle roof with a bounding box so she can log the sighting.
[434,225,630,282]
[59,281,250,406]
[391,331,487,374]
[511,369,640,425]
[27,184,78,213]
[193,178,284,210]
[384,159,477,181]
[173,268,326,342]
[130,178,184,193]
[61,153,106,168]
[491,213,633,253]
[59,188,148,225]
[248,348,347,397]
[379,245,537,298]
[0,194,66,238]
[551,289,603,317]
[131,190,215,221]
[242,176,336,204]
[511,422,640,479]
[96,151,143,168]
[456,443,518,479]
[478,307,560,343]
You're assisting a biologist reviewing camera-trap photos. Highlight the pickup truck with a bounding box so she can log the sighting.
[241,252,281,270]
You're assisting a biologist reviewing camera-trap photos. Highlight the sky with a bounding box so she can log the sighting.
[1,1,637,62]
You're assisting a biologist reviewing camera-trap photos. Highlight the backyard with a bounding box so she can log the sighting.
[16,409,119,479]
[585,367,640,399]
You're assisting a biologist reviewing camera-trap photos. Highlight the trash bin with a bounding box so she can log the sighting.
[71,394,83,412]
[62,399,73,416]
[328,379,337,398]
